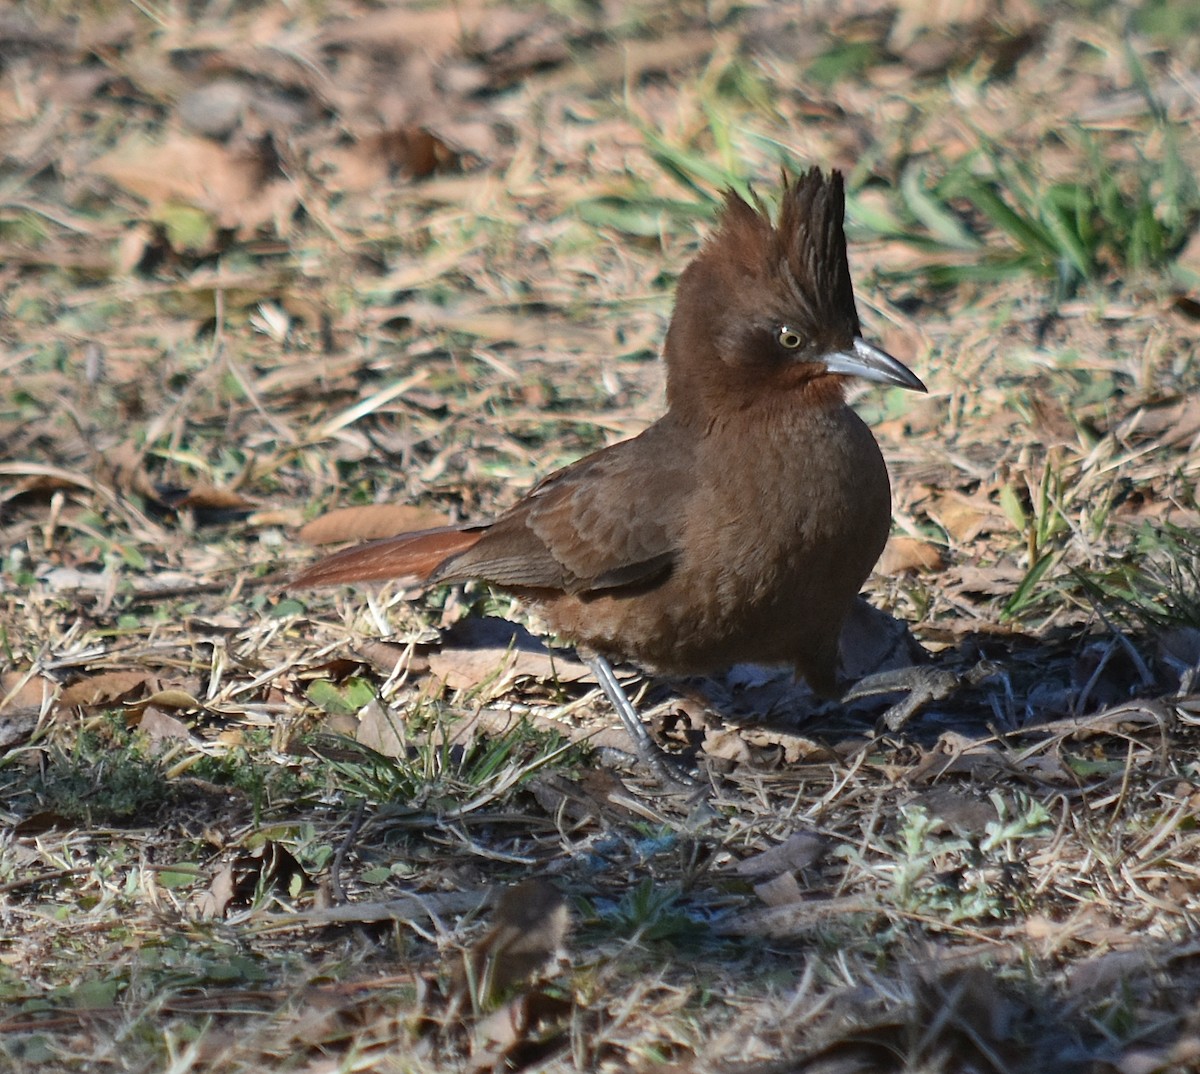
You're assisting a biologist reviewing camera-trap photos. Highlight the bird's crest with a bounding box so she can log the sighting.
[704,168,860,340]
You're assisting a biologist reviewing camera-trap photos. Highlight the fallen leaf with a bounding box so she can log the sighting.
[528,769,632,824]
[452,879,569,1011]
[58,670,150,709]
[13,811,74,836]
[909,787,1000,834]
[355,698,408,757]
[470,991,573,1071]
[206,841,313,915]
[91,131,294,235]
[137,688,202,711]
[165,485,258,511]
[1,669,56,712]
[0,671,54,749]
[947,563,1027,596]
[1120,396,1200,449]
[753,871,805,909]
[427,619,591,695]
[354,639,426,677]
[195,861,237,919]
[137,706,192,744]
[735,830,829,878]
[324,127,464,191]
[318,5,479,56]
[926,487,1008,544]
[878,535,946,574]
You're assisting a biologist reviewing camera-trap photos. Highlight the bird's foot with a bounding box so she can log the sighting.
[584,654,701,790]
[842,660,1001,733]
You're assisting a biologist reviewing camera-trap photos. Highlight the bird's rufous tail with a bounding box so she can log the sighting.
[291,526,483,588]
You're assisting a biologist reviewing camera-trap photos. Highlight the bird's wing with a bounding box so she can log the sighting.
[432,424,692,596]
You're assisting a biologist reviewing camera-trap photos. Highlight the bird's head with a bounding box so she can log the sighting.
[664,169,925,421]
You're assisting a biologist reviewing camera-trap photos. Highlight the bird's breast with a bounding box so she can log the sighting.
[683,402,891,635]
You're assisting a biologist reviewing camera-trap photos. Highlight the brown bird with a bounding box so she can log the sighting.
[294,169,926,784]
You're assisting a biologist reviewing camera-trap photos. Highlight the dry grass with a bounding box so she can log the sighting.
[3,1,1200,1071]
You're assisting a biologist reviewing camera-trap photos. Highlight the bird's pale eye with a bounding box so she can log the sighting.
[778,326,803,350]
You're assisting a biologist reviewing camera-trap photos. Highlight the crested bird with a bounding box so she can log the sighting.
[293,168,926,785]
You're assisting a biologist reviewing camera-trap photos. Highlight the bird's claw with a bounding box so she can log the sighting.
[843,660,1001,733]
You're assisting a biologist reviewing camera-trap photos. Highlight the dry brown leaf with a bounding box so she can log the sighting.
[318,5,482,57]
[0,459,137,507]
[427,642,590,695]
[527,769,632,824]
[909,787,1000,834]
[90,132,294,234]
[1112,498,1200,527]
[735,831,829,878]
[1023,914,1057,942]
[907,732,1018,783]
[194,861,237,920]
[1120,396,1200,449]
[95,440,159,501]
[753,871,806,909]
[206,842,311,915]
[877,535,946,575]
[470,991,574,1072]
[383,300,567,349]
[324,127,464,191]
[58,670,150,709]
[353,640,426,677]
[427,646,522,695]
[717,893,880,938]
[92,132,246,204]
[314,712,359,739]
[11,811,74,837]
[701,720,839,766]
[136,706,192,744]
[452,879,569,1010]
[138,687,202,710]
[1067,949,1152,997]
[926,488,1008,544]
[466,705,627,753]
[173,486,258,511]
[948,563,1027,596]
[582,32,720,85]
[0,472,80,506]
[298,503,452,545]
[355,698,406,757]
[0,670,53,750]
[1027,390,1080,446]
[274,991,347,1052]
[700,725,755,764]
[1,669,57,713]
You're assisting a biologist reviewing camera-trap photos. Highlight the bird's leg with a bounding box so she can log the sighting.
[583,654,699,789]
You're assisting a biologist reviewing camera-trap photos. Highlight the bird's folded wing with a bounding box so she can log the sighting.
[432,431,692,596]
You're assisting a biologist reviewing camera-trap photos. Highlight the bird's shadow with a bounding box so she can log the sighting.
[429,607,1187,765]
[713,626,1168,733]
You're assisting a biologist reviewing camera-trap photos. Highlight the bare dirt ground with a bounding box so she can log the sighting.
[3,2,1200,1071]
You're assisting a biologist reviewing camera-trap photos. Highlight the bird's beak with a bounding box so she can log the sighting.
[823,338,927,392]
